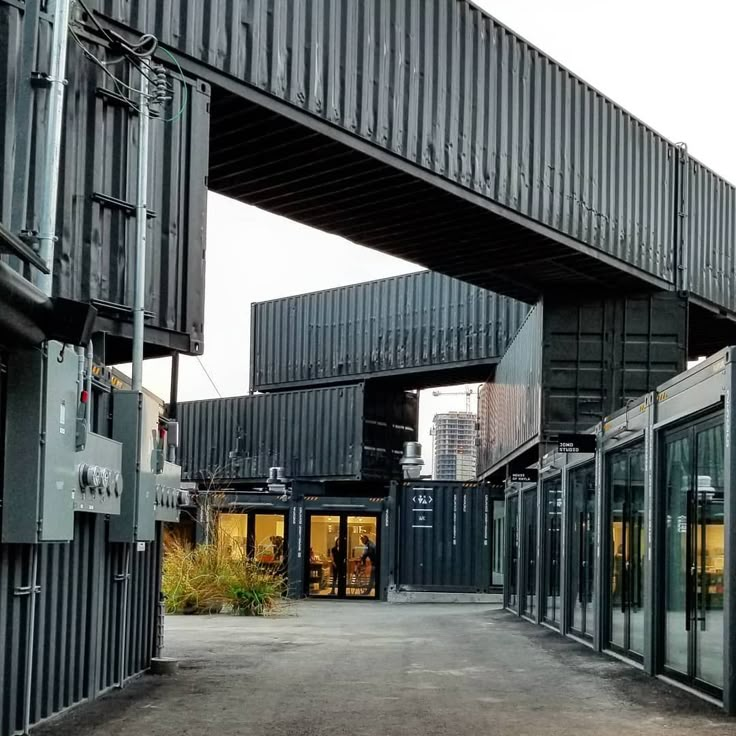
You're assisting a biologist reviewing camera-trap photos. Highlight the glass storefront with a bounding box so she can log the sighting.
[542,476,562,627]
[521,488,538,619]
[506,494,519,611]
[216,511,287,575]
[607,442,645,659]
[307,514,379,599]
[568,462,596,639]
[661,415,724,693]
[217,513,248,559]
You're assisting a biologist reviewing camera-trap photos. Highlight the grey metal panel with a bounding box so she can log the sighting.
[2,341,79,543]
[397,481,487,592]
[0,2,210,359]
[478,294,687,476]
[0,517,162,736]
[96,0,677,297]
[251,271,529,391]
[177,384,418,483]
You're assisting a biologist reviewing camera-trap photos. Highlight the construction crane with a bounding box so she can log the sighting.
[431,385,478,413]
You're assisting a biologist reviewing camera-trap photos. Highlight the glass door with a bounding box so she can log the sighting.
[254,513,288,575]
[506,494,519,611]
[568,462,596,639]
[306,514,379,599]
[521,488,538,619]
[607,443,645,660]
[542,476,562,626]
[662,417,724,694]
[346,516,378,598]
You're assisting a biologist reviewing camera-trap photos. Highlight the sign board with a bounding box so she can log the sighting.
[509,469,538,484]
[557,434,596,454]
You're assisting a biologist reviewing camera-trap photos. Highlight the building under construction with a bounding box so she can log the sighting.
[432,412,478,482]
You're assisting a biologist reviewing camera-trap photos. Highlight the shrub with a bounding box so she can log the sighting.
[162,540,286,615]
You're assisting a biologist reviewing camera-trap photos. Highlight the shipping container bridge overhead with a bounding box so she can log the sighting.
[88,0,736,325]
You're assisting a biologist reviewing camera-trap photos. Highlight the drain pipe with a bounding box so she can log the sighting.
[117,545,131,688]
[36,0,72,296]
[23,2,72,733]
[21,548,39,735]
[131,59,150,392]
[120,59,151,689]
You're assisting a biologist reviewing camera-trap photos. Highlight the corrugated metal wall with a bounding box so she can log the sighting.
[0,0,209,359]
[477,293,687,476]
[397,481,489,593]
[250,271,529,391]
[683,156,736,315]
[177,384,418,483]
[96,0,677,294]
[0,516,161,736]
[477,307,543,476]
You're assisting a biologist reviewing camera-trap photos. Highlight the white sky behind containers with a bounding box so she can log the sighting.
[123,0,736,475]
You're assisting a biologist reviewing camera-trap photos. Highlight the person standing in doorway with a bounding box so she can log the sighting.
[359,534,378,595]
[330,537,346,595]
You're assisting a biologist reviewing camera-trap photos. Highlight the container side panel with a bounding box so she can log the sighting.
[398,481,485,592]
[250,271,529,391]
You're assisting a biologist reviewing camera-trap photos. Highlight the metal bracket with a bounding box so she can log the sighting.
[30,71,52,88]
[14,586,42,597]
[91,192,157,219]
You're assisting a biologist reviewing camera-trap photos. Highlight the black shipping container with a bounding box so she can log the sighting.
[177,383,418,483]
[250,271,529,392]
[396,481,491,593]
[0,1,209,360]
[477,293,688,477]
[0,516,162,736]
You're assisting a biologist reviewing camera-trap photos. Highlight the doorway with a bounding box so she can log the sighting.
[306,513,380,599]
[660,415,724,695]
[606,442,645,660]
[567,462,596,639]
[542,476,563,627]
[505,493,520,611]
[520,487,538,620]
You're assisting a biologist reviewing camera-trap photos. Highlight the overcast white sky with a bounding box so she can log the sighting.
[123,0,736,475]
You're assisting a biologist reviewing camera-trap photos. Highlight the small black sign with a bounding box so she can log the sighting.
[557,434,597,454]
[510,469,538,484]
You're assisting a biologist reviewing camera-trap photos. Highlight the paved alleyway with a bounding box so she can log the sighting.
[36,603,733,736]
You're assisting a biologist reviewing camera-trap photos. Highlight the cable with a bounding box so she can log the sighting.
[196,357,223,399]
[157,47,188,124]
[69,26,150,105]
[69,16,187,124]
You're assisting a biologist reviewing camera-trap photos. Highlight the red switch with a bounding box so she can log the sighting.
[80,389,89,404]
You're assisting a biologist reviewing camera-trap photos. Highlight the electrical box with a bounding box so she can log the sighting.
[154,461,184,523]
[74,432,123,515]
[109,390,160,542]
[2,341,79,543]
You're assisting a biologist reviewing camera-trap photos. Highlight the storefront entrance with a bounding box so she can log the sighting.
[567,462,596,640]
[660,414,724,696]
[306,513,379,599]
[606,442,645,661]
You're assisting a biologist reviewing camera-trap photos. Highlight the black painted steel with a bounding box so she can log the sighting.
[177,383,418,483]
[0,1,210,360]
[397,481,490,593]
[250,271,529,392]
